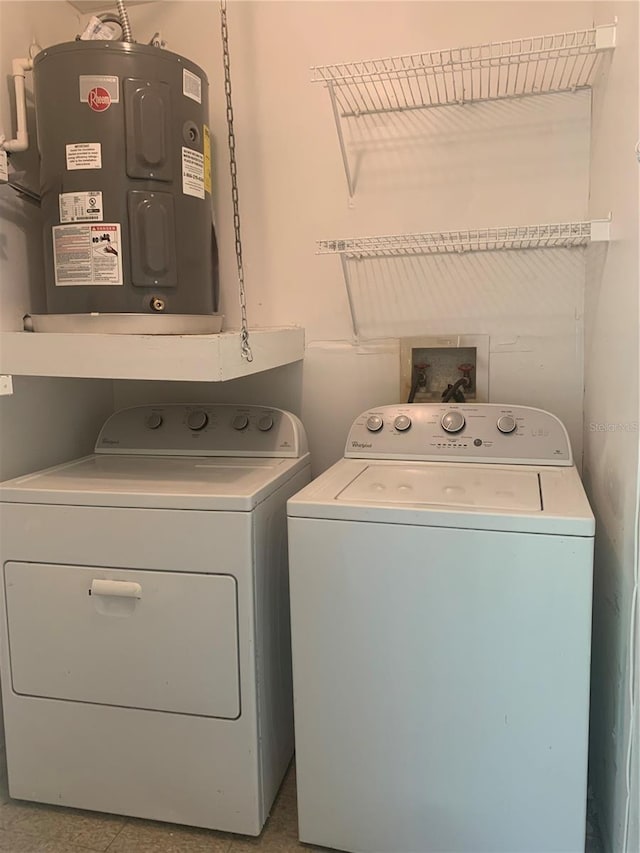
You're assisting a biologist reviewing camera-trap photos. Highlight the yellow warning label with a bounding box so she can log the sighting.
[203,125,212,195]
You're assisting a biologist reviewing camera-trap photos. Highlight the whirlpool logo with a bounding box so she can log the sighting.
[351,440,373,449]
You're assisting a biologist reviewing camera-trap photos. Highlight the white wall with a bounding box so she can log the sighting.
[0,0,635,842]
[0,0,115,758]
[0,375,113,481]
[583,2,639,851]
[0,0,115,475]
[113,0,595,474]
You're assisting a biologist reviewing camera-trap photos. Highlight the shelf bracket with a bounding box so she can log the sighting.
[595,23,616,50]
[327,83,355,198]
[590,217,611,242]
[340,255,360,340]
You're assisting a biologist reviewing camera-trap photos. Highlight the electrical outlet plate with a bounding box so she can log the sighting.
[399,335,489,404]
[0,375,14,396]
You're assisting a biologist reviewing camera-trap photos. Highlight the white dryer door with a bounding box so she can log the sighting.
[4,563,240,719]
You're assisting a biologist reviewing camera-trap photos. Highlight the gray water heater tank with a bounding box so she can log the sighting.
[33,40,219,324]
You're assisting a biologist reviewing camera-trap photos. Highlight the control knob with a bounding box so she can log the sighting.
[394,415,412,432]
[232,414,249,431]
[145,413,163,430]
[441,410,465,433]
[258,415,274,432]
[497,415,517,434]
[187,411,208,431]
[366,415,384,432]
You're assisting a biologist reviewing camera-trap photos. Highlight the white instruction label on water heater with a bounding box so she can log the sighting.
[182,147,205,199]
[66,143,102,171]
[59,191,103,223]
[53,223,123,286]
[182,68,202,104]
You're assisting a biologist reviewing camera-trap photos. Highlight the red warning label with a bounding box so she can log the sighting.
[88,87,111,112]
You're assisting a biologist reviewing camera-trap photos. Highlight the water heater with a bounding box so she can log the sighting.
[8,15,221,334]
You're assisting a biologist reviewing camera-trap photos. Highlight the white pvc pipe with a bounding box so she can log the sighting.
[2,58,33,153]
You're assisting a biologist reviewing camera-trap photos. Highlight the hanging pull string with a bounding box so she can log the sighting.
[220,0,253,362]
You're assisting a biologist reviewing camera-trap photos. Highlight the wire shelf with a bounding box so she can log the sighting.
[313,24,615,195]
[319,219,611,337]
[312,25,615,117]
[318,220,610,259]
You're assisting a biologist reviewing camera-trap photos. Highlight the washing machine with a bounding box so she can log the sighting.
[0,403,310,835]
[288,403,594,853]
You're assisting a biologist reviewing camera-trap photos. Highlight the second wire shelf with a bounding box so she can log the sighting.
[318,219,611,337]
[318,219,611,258]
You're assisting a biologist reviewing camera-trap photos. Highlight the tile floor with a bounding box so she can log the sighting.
[0,758,603,853]
[0,761,335,853]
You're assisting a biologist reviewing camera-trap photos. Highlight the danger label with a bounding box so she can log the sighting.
[66,143,102,171]
[53,223,123,286]
[182,147,205,199]
[183,68,202,104]
[59,191,103,223]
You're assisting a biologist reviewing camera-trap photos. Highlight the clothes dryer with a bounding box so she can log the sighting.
[0,404,310,835]
[288,403,594,853]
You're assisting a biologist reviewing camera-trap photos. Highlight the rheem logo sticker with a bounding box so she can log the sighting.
[79,75,119,108]
[88,87,111,112]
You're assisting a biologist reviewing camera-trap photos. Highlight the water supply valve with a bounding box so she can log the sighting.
[407,362,430,403]
[414,362,429,391]
[458,363,475,392]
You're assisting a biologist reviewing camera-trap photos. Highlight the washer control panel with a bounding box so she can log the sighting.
[95,405,308,458]
[346,404,572,465]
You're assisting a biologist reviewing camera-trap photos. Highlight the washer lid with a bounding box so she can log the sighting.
[0,453,310,511]
[287,458,594,536]
[337,464,542,511]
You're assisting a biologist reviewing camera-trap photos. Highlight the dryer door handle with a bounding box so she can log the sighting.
[90,579,142,599]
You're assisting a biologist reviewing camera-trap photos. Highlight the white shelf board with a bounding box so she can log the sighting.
[0,327,304,382]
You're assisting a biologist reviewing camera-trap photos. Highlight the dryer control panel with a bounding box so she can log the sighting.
[95,405,308,458]
[345,404,572,465]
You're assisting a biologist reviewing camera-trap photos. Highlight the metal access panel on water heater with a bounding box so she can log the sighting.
[33,41,217,316]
